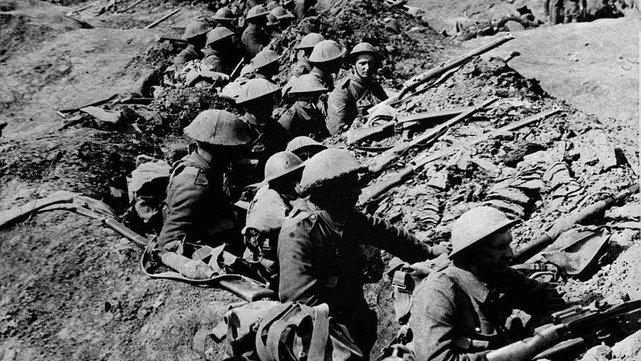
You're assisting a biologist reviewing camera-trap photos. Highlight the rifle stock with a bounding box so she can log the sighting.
[368,98,497,174]
[488,300,641,361]
[358,167,413,205]
[382,34,514,105]
[348,107,474,145]
[486,324,565,361]
[512,183,639,264]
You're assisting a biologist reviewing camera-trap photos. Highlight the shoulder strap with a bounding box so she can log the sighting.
[255,303,298,361]
[308,303,330,361]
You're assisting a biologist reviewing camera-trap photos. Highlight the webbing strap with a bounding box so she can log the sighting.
[308,303,330,361]
[255,303,297,361]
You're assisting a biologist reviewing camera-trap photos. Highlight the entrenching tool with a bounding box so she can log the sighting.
[359,108,563,205]
[512,183,640,264]
[346,106,474,145]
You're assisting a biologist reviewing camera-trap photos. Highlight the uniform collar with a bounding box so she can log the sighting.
[187,151,213,172]
[448,265,490,303]
[306,199,345,237]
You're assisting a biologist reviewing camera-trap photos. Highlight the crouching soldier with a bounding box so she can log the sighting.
[236,78,290,180]
[202,26,238,74]
[158,110,251,255]
[409,206,567,361]
[326,42,388,135]
[278,148,449,356]
[243,151,305,288]
[173,20,211,70]
[285,135,327,160]
[278,73,330,140]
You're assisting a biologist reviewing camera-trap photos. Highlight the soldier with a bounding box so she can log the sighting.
[242,151,305,287]
[409,206,567,361]
[278,73,330,140]
[326,42,388,135]
[220,64,254,99]
[308,39,345,92]
[278,148,449,356]
[281,32,325,96]
[158,110,251,254]
[173,20,211,69]
[202,26,237,74]
[285,135,327,160]
[250,48,281,82]
[241,5,272,58]
[269,6,296,31]
[212,6,237,29]
[292,33,324,77]
[236,78,290,177]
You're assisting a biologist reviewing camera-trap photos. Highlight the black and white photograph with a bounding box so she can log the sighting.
[0,0,639,359]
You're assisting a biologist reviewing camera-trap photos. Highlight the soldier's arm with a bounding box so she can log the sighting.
[500,267,568,319]
[277,223,321,305]
[157,171,207,250]
[325,90,350,135]
[242,31,265,58]
[372,81,389,101]
[359,213,441,262]
[411,283,491,361]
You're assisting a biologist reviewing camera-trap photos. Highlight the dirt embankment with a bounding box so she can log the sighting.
[0,0,639,360]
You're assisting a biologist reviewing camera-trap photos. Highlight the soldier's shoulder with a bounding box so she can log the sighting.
[281,200,319,233]
[172,163,209,188]
[415,266,457,296]
[335,75,351,89]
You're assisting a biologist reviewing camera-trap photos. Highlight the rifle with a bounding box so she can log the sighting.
[486,299,641,361]
[512,183,639,264]
[379,34,514,107]
[358,108,563,205]
[347,107,474,145]
[154,34,188,44]
[368,98,498,174]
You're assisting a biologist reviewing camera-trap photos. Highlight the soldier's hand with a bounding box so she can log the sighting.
[431,242,451,256]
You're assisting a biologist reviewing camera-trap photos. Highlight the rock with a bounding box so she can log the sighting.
[611,330,641,359]
[610,229,637,247]
[503,20,525,32]
[579,344,612,361]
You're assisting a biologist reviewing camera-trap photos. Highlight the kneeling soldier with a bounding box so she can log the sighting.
[158,110,251,254]
[278,148,449,356]
[278,73,330,140]
[326,42,388,135]
[409,206,567,361]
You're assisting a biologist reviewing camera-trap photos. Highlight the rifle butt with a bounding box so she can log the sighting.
[347,123,394,145]
[358,167,413,205]
[486,324,564,361]
[103,218,147,248]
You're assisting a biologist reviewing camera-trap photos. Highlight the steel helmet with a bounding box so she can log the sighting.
[286,136,327,155]
[288,73,327,95]
[183,109,251,146]
[449,206,519,258]
[266,13,279,26]
[205,26,234,46]
[235,78,281,104]
[251,48,280,70]
[213,7,236,21]
[263,151,305,183]
[245,188,288,233]
[270,6,295,20]
[349,42,381,61]
[295,33,325,50]
[246,5,269,21]
[308,40,345,63]
[182,20,211,40]
[298,148,363,193]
